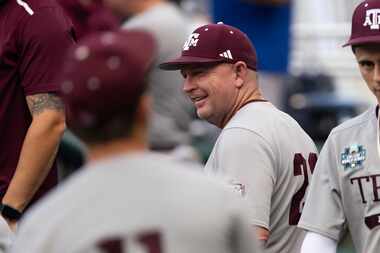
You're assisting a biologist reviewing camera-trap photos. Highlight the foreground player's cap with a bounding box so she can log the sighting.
[159,22,258,71]
[59,29,156,128]
[344,0,380,47]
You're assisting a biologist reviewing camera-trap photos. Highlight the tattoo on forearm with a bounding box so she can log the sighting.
[26,93,64,115]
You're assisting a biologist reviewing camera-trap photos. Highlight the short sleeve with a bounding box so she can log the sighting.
[17,7,75,95]
[227,200,261,253]
[298,136,346,240]
[206,127,276,229]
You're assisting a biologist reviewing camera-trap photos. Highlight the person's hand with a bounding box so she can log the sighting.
[0,215,15,251]
[2,217,17,232]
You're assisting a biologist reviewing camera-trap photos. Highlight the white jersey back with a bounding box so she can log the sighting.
[299,105,380,253]
[205,102,318,253]
[10,153,260,253]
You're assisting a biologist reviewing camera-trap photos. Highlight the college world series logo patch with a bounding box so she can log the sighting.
[341,144,366,170]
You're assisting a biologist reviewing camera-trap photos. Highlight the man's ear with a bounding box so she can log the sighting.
[234,61,248,88]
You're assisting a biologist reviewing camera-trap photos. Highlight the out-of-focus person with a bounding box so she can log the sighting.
[0,0,74,230]
[58,0,119,39]
[56,0,120,180]
[9,29,261,253]
[104,0,199,157]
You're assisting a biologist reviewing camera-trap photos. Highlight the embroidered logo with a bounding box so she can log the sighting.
[229,180,246,196]
[219,50,233,60]
[363,8,380,30]
[183,33,200,51]
[341,144,366,169]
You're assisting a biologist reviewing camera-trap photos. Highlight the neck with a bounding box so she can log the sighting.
[219,86,264,128]
[86,124,148,164]
[87,138,147,164]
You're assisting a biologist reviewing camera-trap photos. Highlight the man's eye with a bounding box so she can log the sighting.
[192,69,207,76]
[360,61,374,68]
[180,71,187,78]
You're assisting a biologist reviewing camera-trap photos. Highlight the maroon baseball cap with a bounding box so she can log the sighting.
[59,29,156,128]
[159,23,258,71]
[344,0,380,47]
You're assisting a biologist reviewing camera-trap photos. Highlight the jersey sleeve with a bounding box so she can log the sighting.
[228,202,261,253]
[17,7,75,95]
[298,135,346,240]
[208,127,276,229]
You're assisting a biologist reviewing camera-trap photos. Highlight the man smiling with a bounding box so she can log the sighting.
[160,23,318,253]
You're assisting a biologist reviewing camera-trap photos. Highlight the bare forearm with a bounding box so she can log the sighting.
[2,114,65,211]
[2,93,65,211]
[254,225,269,247]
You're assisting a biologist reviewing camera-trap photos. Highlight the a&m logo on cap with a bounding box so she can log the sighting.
[183,33,200,51]
[363,7,380,30]
[341,144,366,170]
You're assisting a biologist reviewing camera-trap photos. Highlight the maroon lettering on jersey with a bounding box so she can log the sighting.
[0,0,74,205]
[289,153,317,225]
[350,174,380,204]
[370,174,380,202]
[96,231,162,253]
[350,176,370,204]
[97,238,123,253]
[365,213,380,230]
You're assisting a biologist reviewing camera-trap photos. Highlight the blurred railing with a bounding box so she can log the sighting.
[291,22,355,75]
[290,22,375,104]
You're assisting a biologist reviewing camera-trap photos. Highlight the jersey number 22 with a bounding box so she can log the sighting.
[289,153,317,225]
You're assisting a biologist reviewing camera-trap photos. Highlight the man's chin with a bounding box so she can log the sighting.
[197,110,209,120]
[197,111,218,125]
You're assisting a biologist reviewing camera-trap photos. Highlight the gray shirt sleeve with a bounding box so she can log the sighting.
[207,128,276,229]
[298,136,346,240]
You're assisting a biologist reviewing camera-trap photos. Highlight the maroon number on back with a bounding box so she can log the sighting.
[137,231,162,253]
[97,231,162,253]
[98,238,123,253]
[289,153,317,225]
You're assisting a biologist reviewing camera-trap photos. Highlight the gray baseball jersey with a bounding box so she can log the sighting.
[205,102,318,253]
[10,153,260,253]
[299,105,380,253]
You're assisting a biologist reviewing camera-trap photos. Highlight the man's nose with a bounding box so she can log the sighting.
[375,64,380,83]
[183,76,196,93]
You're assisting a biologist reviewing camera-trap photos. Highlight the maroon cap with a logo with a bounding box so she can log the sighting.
[344,0,380,47]
[59,30,156,128]
[159,23,258,71]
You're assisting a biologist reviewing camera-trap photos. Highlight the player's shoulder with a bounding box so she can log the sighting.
[23,0,62,10]
[330,106,376,137]
[10,0,62,15]
[8,0,69,31]
[226,101,306,136]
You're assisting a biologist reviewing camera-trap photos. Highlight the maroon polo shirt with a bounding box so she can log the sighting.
[0,0,74,206]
